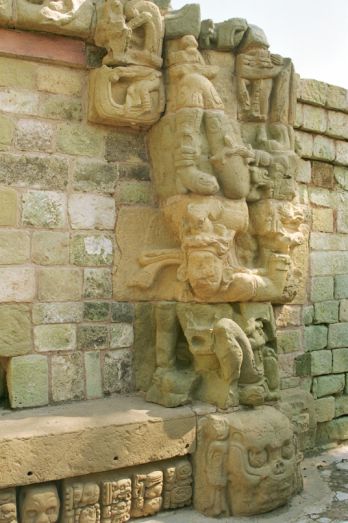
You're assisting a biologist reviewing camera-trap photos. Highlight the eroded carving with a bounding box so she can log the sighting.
[0,490,17,523]
[143,302,279,409]
[131,471,163,518]
[62,480,100,523]
[163,460,192,510]
[19,484,60,523]
[194,407,303,517]
[101,479,131,523]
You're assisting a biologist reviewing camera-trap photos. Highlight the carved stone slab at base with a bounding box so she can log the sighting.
[16,0,95,39]
[194,406,303,517]
[88,65,165,129]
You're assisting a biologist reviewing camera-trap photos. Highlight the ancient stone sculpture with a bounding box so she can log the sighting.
[162,460,192,510]
[101,479,131,523]
[90,0,165,128]
[19,484,60,523]
[62,480,100,523]
[0,490,17,523]
[131,471,163,518]
[194,407,303,517]
[143,302,279,409]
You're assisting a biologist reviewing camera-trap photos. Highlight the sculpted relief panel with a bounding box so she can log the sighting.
[114,27,307,303]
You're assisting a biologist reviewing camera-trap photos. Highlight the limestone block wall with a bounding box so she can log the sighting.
[0,40,155,408]
[276,78,348,445]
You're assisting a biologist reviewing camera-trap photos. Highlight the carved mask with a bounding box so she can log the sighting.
[186,251,223,298]
[20,484,60,523]
[227,407,300,516]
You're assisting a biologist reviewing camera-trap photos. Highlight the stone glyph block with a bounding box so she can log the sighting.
[194,406,302,517]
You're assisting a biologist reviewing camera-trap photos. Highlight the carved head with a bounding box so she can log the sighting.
[0,503,17,523]
[226,407,300,515]
[19,484,60,523]
[185,250,223,298]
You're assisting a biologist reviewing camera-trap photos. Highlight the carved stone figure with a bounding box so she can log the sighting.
[95,0,164,68]
[144,302,279,409]
[19,484,60,523]
[163,460,192,510]
[62,481,100,523]
[101,479,131,523]
[89,65,164,129]
[194,407,303,517]
[131,471,163,518]
[199,18,248,50]
[0,490,17,523]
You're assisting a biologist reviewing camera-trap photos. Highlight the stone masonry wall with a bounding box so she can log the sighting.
[0,48,154,408]
[277,79,348,446]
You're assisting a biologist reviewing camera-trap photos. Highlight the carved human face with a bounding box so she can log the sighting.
[20,485,60,523]
[0,503,17,523]
[227,407,300,516]
[187,251,223,298]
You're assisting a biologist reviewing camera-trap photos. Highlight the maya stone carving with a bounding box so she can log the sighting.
[194,407,303,517]
[19,484,60,523]
[115,26,306,303]
[89,0,165,128]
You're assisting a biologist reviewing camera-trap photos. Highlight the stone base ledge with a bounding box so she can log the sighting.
[0,395,196,489]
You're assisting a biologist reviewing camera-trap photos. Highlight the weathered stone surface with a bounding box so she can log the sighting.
[0,114,14,149]
[335,396,348,417]
[77,325,108,350]
[339,300,348,322]
[336,140,348,166]
[296,159,311,184]
[296,350,332,377]
[32,231,69,265]
[34,324,76,352]
[7,355,48,409]
[337,211,348,233]
[335,275,348,299]
[0,187,17,226]
[37,65,83,96]
[111,302,134,323]
[68,194,116,230]
[38,268,82,302]
[110,323,134,349]
[314,397,335,423]
[103,349,133,394]
[316,416,348,445]
[327,111,348,140]
[71,234,113,266]
[0,395,195,488]
[304,325,328,352]
[301,105,327,133]
[308,187,335,208]
[280,377,300,390]
[277,328,302,354]
[311,252,348,276]
[119,163,150,181]
[33,303,83,325]
[117,181,153,205]
[83,268,112,298]
[0,231,30,264]
[303,305,314,326]
[311,161,334,188]
[311,233,348,251]
[328,323,348,348]
[0,153,68,190]
[334,166,348,190]
[83,302,110,322]
[165,4,201,39]
[105,132,147,163]
[0,305,32,357]
[312,208,334,233]
[0,57,36,90]
[0,90,39,115]
[295,131,313,157]
[310,276,334,302]
[51,352,84,403]
[332,348,348,373]
[0,268,35,302]
[298,79,328,106]
[85,351,103,399]
[0,0,12,24]
[57,124,104,157]
[72,159,118,194]
[327,84,348,112]
[39,93,82,122]
[314,301,339,324]
[312,135,335,162]
[22,190,66,228]
[15,119,54,152]
[312,374,345,398]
